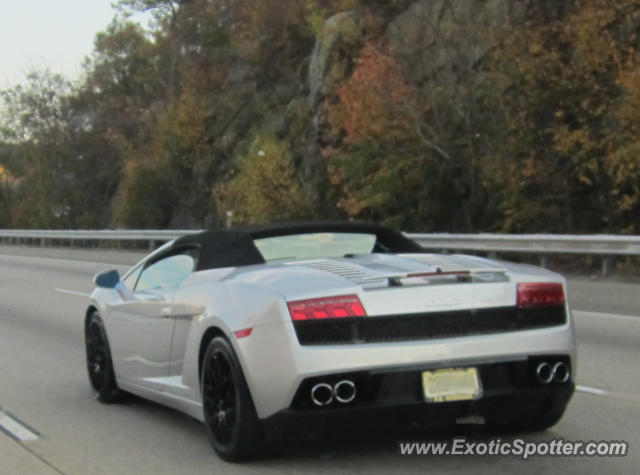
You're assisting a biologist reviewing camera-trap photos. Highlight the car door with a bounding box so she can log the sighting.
[108,248,198,392]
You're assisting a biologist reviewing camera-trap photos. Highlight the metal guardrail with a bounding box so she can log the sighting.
[0,229,199,251]
[407,233,640,276]
[407,233,640,255]
[0,229,197,240]
[1,229,638,275]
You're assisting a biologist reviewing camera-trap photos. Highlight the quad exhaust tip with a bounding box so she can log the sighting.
[536,361,570,384]
[310,383,334,406]
[310,380,357,406]
[334,380,356,403]
[552,361,570,383]
[536,362,554,384]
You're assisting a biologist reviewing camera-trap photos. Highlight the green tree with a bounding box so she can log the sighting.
[0,70,77,227]
[214,133,311,224]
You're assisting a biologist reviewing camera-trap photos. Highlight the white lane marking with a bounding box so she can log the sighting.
[54,288,90,297]
[0,412,38,442]
[576,385,640,402]
[573,310,640,322]
[576,385,610,396]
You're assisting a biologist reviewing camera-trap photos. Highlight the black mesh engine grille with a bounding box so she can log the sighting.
[293,306,566,345]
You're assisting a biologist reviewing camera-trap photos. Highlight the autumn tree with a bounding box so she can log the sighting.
[213,132,311,224]
[0,158,17,225]
[490,0,640,232]
[608,55,640,232]
[325,2,512,231]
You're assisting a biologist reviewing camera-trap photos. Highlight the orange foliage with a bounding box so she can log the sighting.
[334,43,413,143]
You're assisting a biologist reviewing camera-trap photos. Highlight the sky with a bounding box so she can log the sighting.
[0,1,128,88]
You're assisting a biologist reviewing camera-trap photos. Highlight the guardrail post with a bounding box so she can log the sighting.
[602,256,614,277]
[540,255,548,268]
[149,240,156,251]
[226,210,233,229]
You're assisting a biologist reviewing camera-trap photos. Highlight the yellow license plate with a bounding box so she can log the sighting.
[422,367,482,402]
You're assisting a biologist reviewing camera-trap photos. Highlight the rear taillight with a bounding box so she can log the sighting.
[287,295,366,321]
[517,283,565,308]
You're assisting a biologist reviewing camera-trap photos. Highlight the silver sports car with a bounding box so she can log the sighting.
[85,223,575,461]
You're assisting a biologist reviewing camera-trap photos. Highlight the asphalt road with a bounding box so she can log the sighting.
[0,248,638,474]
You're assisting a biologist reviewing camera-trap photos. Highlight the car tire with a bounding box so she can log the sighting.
[201,336,266,462]
[85,311,120,403]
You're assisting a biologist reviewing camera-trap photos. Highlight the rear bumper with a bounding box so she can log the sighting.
[237,317,576,419]
[262,365,575,442]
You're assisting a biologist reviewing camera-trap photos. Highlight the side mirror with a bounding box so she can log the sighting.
[94,269,121,289]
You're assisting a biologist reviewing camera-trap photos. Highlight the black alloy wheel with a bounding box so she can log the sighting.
[85,312,119,403]
[204,350,237,444]
[201,336,265,461]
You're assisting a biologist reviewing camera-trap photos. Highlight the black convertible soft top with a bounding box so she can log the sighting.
[169,222,424,271]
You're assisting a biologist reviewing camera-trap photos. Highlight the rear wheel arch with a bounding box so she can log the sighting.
[198,326,261,418]
[198,326,227,384]
[200,334,266,460]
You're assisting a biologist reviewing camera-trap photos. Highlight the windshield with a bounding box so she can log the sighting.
[253,232,376,261]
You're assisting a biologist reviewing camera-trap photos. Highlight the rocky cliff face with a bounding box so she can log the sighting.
[385,0,524,81]
[308,11,366,108]
[185,0,533,224]
[294,0,529,220]
[303,0,521,155]
[308,0,523,107]
[302,11,367,194]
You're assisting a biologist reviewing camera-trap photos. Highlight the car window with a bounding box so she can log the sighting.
[253,233,377,261]
[122,263,143,291]
[135,250,198,292]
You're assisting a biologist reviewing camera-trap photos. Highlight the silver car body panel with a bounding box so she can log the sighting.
[89,250,576,422]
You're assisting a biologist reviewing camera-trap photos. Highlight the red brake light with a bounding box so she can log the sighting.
[287,295,366,321]
[517,283,565,308]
